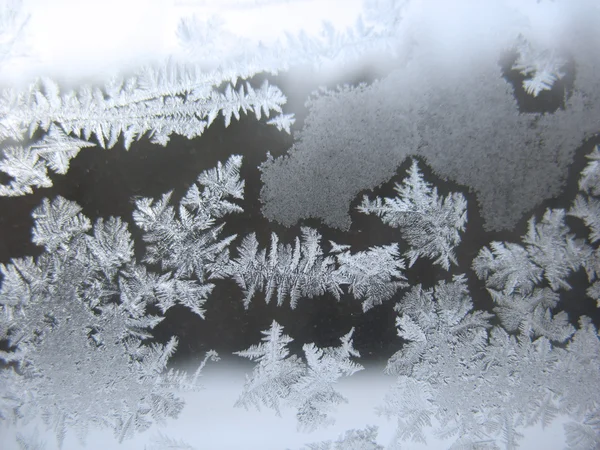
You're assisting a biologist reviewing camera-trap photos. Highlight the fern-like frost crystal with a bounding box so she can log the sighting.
[358,159,467,270]
[512,36,567,97]
[235,321,363,431]
[226,228,406,310]
[133,155,244,316]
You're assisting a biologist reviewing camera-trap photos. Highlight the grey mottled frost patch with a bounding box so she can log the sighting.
[260,44,600,231]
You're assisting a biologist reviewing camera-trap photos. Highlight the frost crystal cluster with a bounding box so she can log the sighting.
[0,196,217,446]
[235,321,363,432]
[381,277,600,449]
[133,154,245,317]
[1,1,600,449]
[358,159,467,270]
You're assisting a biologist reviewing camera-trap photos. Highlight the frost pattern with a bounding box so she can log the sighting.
[523,209,590,291]
[578,145,600,196]
[226,228,406,310]
[512,35,567,97]
[475,208,591,293]
[474,207,593,338]
[0,196,217,446]
[299,425,383,450]
[235,321,363,431]
[133,155,244,316]
[259,24,600,232]
[331,241,407,312]
[176,13,397,86]
[225,228,341,309]
[381,276,600,450]
[567,145,600,309]
[0,126,96,196]
[358,159,467,270]
[0,65,287,196]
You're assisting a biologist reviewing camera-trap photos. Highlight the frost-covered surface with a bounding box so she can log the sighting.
[381,276,600,450]
[570,145,600,309]
[0,196,217,446]
[1,1,600,449]
[358,159,467,270]
[0,0,398,198]
[235,321,363,432]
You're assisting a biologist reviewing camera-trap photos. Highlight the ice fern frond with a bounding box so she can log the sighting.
[378,376,434,444]
[185,154,245,217]
[512,35,567,97]
[333,243,407,312]
[570,195,600,243]
[386,276,492,378]
[267,113,296,134]
[226,228,406,310]
[289,328,363,432]
[235,322,362,431]
[30,195,92,252]
[578,145,600,196]
[234,320,304,415]
[473,241,543,295]
[358,159,467,270]
[523,209,591,291]
[0,196,204,445]
[489,287,575,343]
[0,67,287,149]
[0,62,287,196]
[0,126,96,197]
[226,228,342,309]
[476,208,592,295]
[133,156,244,316]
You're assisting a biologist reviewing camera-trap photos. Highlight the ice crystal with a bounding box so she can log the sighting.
[512,35,567,97]
[0,62,286,196]
[331,241,407,312]
[523,209,590,291]
[225,228,341,309]
[226,228,406,310]
[358,159,467,270]
[0,126,95,196]
[475,208,591,294]
[578,145,600,196]
[235,321,363,431]
[570,195,600,244]
[133,155,244,316]
[473,241,543,295]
